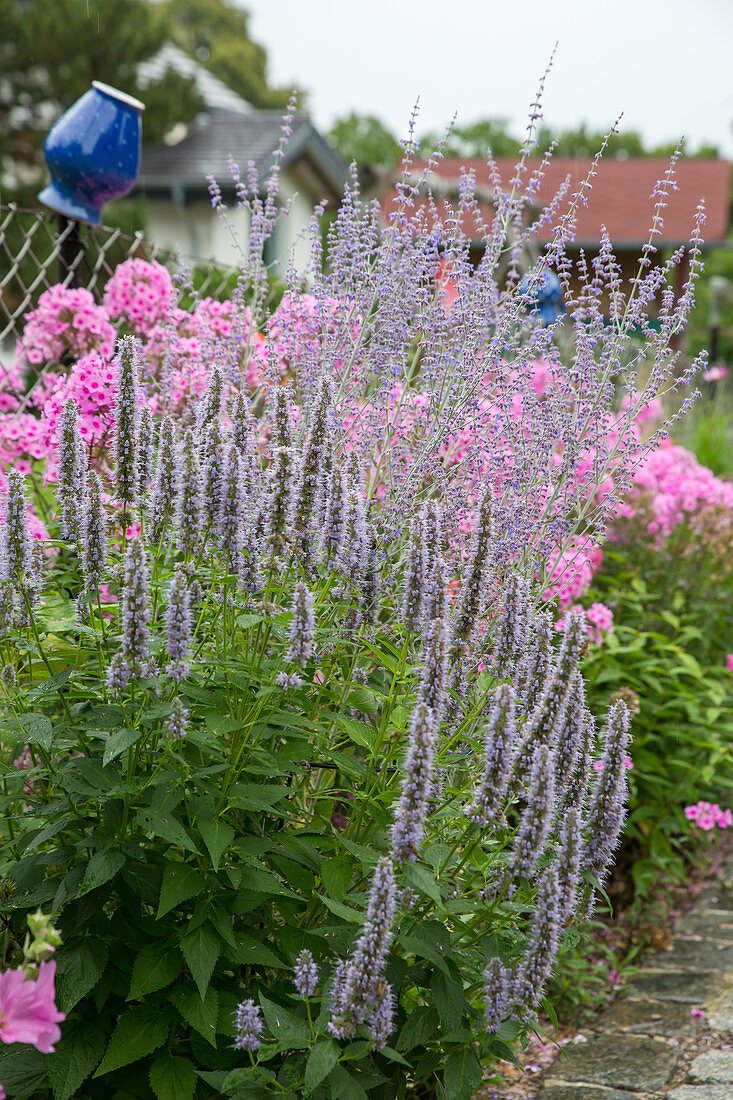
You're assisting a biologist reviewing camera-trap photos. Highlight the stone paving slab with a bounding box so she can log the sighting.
[541,1032,679,1091]
[690,1051,733,1083]
[628,969,726,1004]
[675,910,733,942]
[669,1088,733,1100]
[598,996,702,1037]
[652,940,733,972]
[540,1085,635,1099]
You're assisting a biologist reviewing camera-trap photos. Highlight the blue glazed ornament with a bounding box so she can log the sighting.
[38,81,144,226]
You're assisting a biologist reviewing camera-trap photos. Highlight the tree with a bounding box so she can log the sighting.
[0,0,203,197]
[162,0,294,110]
[328,114,402,171]
[329,113,720,172]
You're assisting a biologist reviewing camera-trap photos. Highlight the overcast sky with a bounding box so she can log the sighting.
[243,0,733,157]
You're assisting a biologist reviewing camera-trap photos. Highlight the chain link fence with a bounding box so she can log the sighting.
[0,204,242,362]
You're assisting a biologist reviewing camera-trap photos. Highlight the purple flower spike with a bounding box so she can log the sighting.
[233,998,263,1051]
[286,580,315,667]
[392,702,439,862]
[293,948,319,998]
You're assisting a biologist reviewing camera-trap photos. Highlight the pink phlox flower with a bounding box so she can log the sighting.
[0,961,65,1053]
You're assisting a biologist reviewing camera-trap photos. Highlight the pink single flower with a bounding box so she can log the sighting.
[684,805,700,820]
[726,654,733,672]
[0,961,65,1053]
[702,365,728,382]
[691,1007,705,1018]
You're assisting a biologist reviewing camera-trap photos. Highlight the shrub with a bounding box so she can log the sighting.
[0,92,709,1098]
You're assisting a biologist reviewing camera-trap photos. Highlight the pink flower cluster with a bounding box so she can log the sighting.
[684,801,733,830]
[543,538,603,610]
[556,600,614,644]
[40,352,120,476]
[17,285,115,369]
[616,443,733,540]
[0,960,64,1054]
[103,257,173,335]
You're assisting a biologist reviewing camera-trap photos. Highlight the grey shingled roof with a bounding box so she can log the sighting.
[136,109,346,201]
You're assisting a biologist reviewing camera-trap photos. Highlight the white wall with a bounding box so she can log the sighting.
[144,169,317,278]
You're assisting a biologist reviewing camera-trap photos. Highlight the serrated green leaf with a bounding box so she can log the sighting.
[171,983,219,1047]
[327,1065,369,1100]
[55,941,108,1013]
[316,893,363,923]
[403,861,442,906]
[305,1038,340,1094]
[78,850,125,897]
[443,1046,482,1100]
[396,1005,439,1052]
[432,970,465,1030]
[19,712,54,752]
[46,1020,105,1100]
[198,818,235,869]
[158,863,207,918]
[320,856,353,901]
[149,1054,197,1100]
[26,667,71,703]
[259,994,310,1046]
[0,1046,47,1094]
[137,808,199,853]
[102,726,142,765]
[180,922,220,999]
[93,1006,168,1077]
[128,946,183,1000]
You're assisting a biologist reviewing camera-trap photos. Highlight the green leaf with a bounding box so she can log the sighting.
[19,712,54,752]
[158,863,207,918]
[180,922,221,999]
[171,983,219,1048]
[0,1046,47,1095]
[305,1039,340,1094]
[403,861,442,906]
[103,726,142,765]
[198,818,235,869]
[149,1054,197,1100]
[443,1046,482,1100]
[316,893,364,923]
[347,687,380,712]
[137,808,199,853]
[93,1006,169,1077]
[78,850,125,897]
[327,1065,369,1100]
[26,666,71,703]
[396,1005,439,1052]
[55,941,108,1013]
[432,970,465,1030]
[129,946,183,1000]
[46,1021,106,1100]
[228,783,291,812]
[259,994,310,1046]
[321,856,353,901]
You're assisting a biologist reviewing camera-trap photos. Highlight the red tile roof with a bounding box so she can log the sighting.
[381,157,730,247]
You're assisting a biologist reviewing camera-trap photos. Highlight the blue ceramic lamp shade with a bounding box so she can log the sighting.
[38,81,144,226]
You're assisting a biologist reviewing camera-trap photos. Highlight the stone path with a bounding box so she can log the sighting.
[536,864,733,1099]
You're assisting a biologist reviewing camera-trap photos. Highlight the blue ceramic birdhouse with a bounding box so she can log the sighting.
[38,81,145,226]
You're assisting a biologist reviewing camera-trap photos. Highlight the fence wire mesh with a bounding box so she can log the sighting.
[0,203,242,356]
